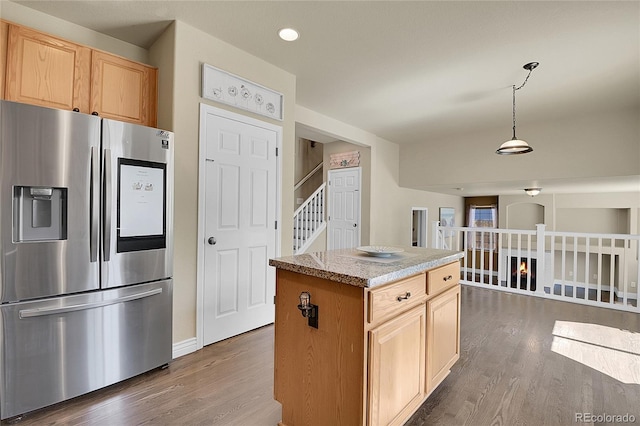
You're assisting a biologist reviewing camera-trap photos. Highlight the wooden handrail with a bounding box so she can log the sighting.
[294,162,323,192]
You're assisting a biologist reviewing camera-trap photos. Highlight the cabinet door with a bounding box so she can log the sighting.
[368,304,426,426]
[426,285,460,394]
[91,50,157,127]
[4,24,91,112]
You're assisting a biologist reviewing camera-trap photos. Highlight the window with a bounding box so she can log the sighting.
[467,205,498,251]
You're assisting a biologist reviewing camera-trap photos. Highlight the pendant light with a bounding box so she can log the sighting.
[496,62,539,155]
[524,188,541,197]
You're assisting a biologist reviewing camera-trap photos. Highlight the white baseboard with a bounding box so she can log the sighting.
[614,289,639,300]
[172,337,198,359]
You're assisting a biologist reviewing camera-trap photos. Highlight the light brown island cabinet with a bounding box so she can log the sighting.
[2,21,157,127]
[425,261,461,394]
[272,251,462,426]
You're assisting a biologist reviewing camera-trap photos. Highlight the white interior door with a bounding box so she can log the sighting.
[202,109,277,346]
[327,167,361,250]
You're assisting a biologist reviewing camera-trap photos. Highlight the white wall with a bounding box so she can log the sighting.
[399,107,640,191]
[506,203,545,230]
[148,21,296,343]
[296,105,464,248]
[499,192,640,234]
[370,139,465,246]
[148,24,175,132]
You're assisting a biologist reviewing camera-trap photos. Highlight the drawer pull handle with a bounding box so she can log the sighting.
[443,275,453,281]
[396,292,411,302]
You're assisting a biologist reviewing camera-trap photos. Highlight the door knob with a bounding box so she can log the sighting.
[208,237,217,245]
[353,224,357,227]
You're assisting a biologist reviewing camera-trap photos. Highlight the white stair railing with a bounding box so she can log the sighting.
[432,221,640,313]
[293,183,326,254]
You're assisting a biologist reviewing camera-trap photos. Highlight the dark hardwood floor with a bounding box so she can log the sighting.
[407,286,640,426]
[3,325,281,426]
[4,285,639,425]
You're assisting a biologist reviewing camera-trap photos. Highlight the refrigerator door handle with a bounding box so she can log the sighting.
[18,288,163,318]
[90,146,100,262]
[103,149,112,261]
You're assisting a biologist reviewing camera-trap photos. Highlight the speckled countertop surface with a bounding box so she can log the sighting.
[269,247,463,288]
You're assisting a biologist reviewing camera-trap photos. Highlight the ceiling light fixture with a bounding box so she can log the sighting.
[496,62,539,155]
[524,188,542,197]
[278,28,299,42]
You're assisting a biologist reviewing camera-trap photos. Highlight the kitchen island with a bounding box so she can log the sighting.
[269,247,464,426]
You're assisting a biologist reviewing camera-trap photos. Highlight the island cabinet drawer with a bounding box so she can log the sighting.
[427,261,460,297]
[368,273,426,324]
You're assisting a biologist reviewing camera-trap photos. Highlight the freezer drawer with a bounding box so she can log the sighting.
[0,280,172,420]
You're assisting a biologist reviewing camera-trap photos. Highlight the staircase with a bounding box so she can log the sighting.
[293,183,326,254]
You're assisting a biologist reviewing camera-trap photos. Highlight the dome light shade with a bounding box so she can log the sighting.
[524,188,541,197]
[496,138,533,155]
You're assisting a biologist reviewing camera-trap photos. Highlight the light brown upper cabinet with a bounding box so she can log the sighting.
[2,21,157,127]
[1,21,9,100]
[4,24,91,112]
[91,50,157,126]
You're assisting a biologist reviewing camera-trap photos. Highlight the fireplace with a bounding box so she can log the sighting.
[509,257,536,291]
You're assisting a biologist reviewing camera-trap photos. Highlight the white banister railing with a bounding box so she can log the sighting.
[293,183,326,254]
[433,221,640,313]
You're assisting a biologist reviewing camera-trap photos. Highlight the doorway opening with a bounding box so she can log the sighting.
[411,208,428,247]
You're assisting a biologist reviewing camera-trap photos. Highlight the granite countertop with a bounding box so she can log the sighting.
[269,247,463,288]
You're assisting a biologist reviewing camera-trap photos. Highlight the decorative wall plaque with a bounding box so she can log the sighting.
[329,151,360,169]
[201,63,284,121]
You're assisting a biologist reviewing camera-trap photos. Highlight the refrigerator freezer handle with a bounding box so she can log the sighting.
[18,288,163,318]
[90,146,100,262]
[103,149,112,261]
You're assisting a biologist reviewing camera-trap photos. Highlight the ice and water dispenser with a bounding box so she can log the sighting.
[13,186,67,242]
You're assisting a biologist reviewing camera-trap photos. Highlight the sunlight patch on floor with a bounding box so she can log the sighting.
[551,320,640,385]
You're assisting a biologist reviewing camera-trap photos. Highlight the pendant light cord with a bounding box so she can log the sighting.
[512,67,535,139]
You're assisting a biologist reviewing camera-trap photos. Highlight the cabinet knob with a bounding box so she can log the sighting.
[443,275,453,281]
[92,111,99,116]
[72,108,80,112]
[396,292,411,302]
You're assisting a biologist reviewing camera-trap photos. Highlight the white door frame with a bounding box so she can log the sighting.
[327,167,361,250]
[196,103,282,350]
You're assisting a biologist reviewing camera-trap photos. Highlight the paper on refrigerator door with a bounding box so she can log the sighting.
[119,164,164,237]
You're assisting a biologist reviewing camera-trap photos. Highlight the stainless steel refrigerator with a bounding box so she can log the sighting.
[0,100,174,420]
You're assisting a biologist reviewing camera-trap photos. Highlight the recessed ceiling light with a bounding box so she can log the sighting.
[278,28,299,42]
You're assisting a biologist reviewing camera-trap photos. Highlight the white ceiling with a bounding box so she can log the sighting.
[10,0,640,196]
